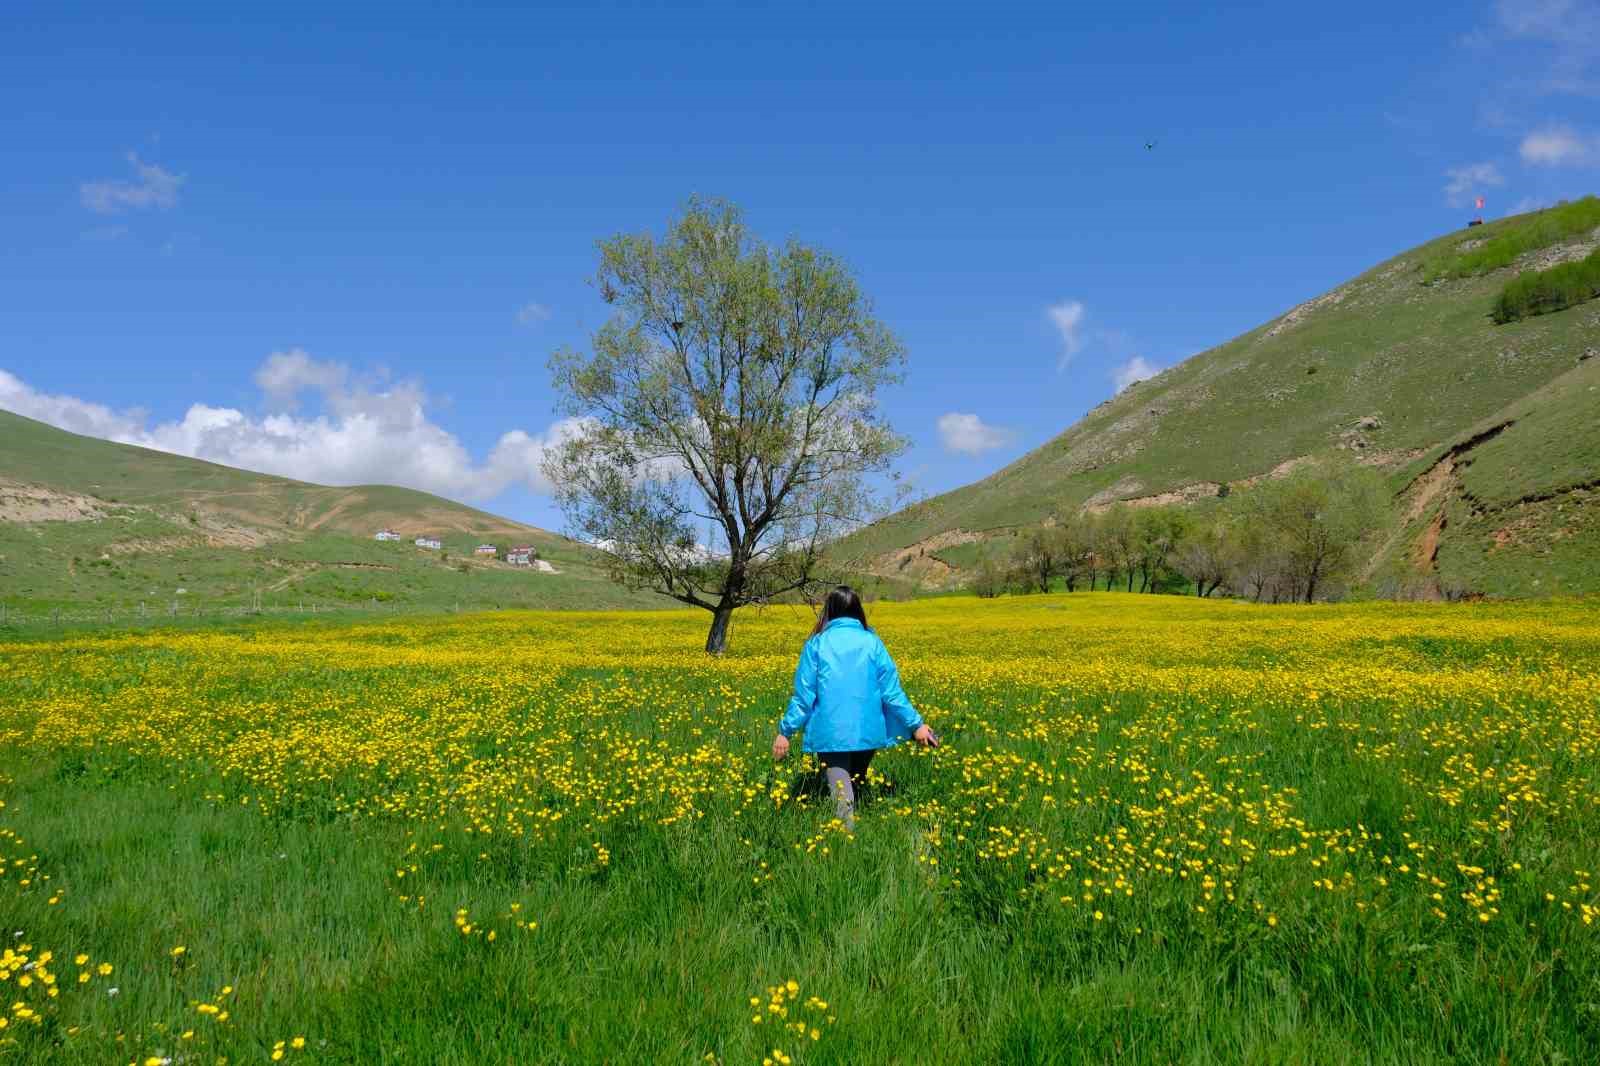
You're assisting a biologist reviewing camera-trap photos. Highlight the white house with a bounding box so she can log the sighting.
[506,545,536,566]
[415,536,442,550]
[375,529,401,542]
[474,543,498,557]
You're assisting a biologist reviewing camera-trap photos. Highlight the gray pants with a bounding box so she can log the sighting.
[818,749,875,828]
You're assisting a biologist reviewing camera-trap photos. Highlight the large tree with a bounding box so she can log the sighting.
[1174,515,1234,597]
[1248,464,1384,603]
[544,198,907,652]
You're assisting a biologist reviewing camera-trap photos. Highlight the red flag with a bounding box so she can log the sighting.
[1475,196,1485,211]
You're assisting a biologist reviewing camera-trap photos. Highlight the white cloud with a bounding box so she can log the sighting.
[516,302,552,326]
[1520,126,1596,166]
[936,412,1016,456]
[1112,356,1160,394]
[252,349,350,408]
[1497,0,1598,47]
[80,152,184,214]
[0,360,583,502]
[1495,0,1600,94]
[0,369,146,440]
[1047,300,1086,368]
[1442,162,1505,208]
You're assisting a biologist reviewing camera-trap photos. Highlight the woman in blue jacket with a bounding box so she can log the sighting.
[772,586,937,827]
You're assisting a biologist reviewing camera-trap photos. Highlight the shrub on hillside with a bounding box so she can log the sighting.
[1423,196,1600,282]
[1492,248,1600,323]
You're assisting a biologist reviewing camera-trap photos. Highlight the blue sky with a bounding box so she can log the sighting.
[3,1,1597,531]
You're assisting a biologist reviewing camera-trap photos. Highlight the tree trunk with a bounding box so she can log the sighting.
[1126,570,1135,593]
[705,601,735,654]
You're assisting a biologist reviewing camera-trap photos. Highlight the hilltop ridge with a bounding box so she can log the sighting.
[847,199,1600,597]
[0,410,667,613]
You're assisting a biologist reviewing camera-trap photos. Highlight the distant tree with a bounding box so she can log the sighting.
[1247,465,1385,603]
[972,551,1006,599]
[1099,505,1140,592]
[1056,514,1096,592]
[1004,556,1035,596]
[1134,508,1187,593]
[544,198,907,652]
[1224,516,1278,602]
[1174,516,1232,597]
[1019,527,1059,593]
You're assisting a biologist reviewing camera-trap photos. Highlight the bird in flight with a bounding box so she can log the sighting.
[1145,139,1157,151]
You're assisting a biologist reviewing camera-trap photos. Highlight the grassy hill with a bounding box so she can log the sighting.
[846,198,1600,598]
[0,410,669,614]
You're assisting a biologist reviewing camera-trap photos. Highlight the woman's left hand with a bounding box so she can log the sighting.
[772,734,790,761]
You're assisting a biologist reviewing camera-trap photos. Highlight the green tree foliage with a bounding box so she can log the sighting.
[1017,528,1059,593]
[1134,508,1187,593]
[971,551,1006,599]
[1245,464,1385,603]
[1492,248,1600,323]
[986,465,1387,604]
[545,198,907,652]
[1174,516,1234,597]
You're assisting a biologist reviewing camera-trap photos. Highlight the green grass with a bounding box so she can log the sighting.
[1423,196,1600,281]
[2,596,1599,1062]
[0,517,666,616]
[1493,248,1600,323]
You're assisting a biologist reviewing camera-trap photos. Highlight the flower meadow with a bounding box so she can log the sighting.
[1,593,1598,1063]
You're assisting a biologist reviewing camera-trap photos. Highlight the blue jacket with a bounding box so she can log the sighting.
[778,618,923,753]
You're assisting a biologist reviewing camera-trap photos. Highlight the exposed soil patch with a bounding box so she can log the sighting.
[190,512,277,548]
[1264,286,1349,338]
[1520,228,1600,273]
[1413,511,1446,571]
[874,528,983,581]
[104,535,200,556]
[1084,477,1146,509]
[1085,481,1222,514]
[0,478,106,523]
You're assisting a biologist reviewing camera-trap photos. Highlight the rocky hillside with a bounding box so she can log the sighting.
[847,198,1600,598]
[0,410,667,614]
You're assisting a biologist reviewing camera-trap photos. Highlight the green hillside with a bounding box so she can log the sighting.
[0,410,668,614]
[847,198,1600,597]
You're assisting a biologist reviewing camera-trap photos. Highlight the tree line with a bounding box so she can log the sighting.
[971,463,1386,604]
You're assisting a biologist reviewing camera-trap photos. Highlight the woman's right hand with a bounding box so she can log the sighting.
[772,734,790,761]
[913,724,939,748]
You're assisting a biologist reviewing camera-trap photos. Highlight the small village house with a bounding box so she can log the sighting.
[374,528,401,542]
[474,543,498,557]
[506,545,536,567]
[415,535,442,550]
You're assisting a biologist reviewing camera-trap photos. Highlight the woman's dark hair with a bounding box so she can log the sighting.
[810,585,869,637]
